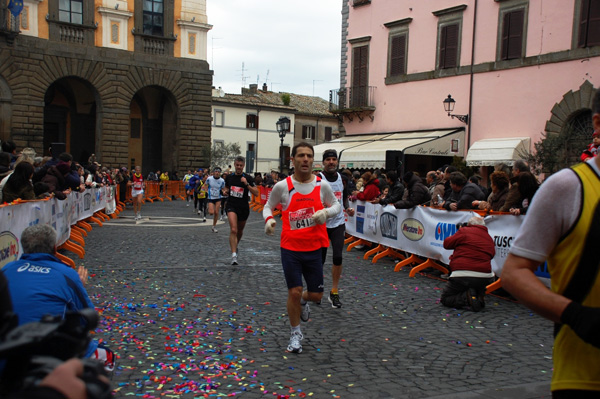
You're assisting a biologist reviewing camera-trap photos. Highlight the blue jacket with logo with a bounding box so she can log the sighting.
[1,253,98,357]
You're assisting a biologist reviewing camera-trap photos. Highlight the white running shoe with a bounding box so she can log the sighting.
[287,331,303,353]
[197,210,201,215]
[231,253,238,265]
[300,302,310,322]
[212,226,218,233]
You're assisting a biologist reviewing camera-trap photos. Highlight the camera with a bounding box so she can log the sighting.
[0,309,111,399]
[456,222,469,230]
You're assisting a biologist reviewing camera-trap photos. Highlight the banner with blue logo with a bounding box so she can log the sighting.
[347,201,524,277]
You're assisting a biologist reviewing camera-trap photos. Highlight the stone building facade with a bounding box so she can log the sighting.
[0,0,213,175]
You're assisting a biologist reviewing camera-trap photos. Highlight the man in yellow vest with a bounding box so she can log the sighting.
[502,89,600,397]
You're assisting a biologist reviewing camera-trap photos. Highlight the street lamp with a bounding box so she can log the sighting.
[276,116,291,173]
[443,94,469,125]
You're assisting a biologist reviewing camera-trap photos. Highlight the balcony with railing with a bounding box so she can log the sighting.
[329,86,376,122]
[47,19,97,45]
[133,30,176,56]
[0,3,20,45]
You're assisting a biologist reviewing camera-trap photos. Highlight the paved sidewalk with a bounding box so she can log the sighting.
[76,200,553,398]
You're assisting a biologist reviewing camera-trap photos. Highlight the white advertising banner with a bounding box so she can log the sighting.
[345,201,523,276]
[0,186,115,268]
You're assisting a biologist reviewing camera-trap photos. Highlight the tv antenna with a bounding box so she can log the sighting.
[210,37,222,69]
[238,62,248,87]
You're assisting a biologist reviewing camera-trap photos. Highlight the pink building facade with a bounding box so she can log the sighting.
[329,0,600,179]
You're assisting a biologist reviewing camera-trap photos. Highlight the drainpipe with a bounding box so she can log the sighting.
[467,0,478,149]
[255,108,261,173]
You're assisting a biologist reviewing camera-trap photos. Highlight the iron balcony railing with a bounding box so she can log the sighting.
[329,86,376,113]
[0,1,20,38]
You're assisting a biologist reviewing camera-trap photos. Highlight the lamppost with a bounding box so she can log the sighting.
[443,94,469,125]
[276,116,291,173]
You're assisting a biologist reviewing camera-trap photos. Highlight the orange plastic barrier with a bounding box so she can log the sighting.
[144,182,160,202]
[251,193,263,211]
[71,224,87,237]
[69,230,85,247]
[76,220,93,232]
[55,251,76,268]
[58,240,85,259]
[165,181,186,201]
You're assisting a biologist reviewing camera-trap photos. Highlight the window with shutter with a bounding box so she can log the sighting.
[439,24,459,69]
[325,127,332,142]
[578,0,600,48]
[389,34,406,76]
[302,126,315,140]
[246,114,258,129]
[351,46,369,107]
[501,9,524,60]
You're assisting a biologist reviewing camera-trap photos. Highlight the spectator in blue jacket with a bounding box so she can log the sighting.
[1,224,114,372]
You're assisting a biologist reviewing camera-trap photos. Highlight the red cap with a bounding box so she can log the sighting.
[593,131,600,138]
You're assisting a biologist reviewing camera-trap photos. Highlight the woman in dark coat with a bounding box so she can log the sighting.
[509,172,539,215]
[2,162,35,203]
[473,171,510,211]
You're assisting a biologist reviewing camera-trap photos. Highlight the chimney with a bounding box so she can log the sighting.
[249,84,258,94]
[262,83,268,92]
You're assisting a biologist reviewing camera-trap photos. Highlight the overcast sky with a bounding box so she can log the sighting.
[206,0,342,101]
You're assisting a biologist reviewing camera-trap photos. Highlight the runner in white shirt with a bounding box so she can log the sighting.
[205,168,226,233]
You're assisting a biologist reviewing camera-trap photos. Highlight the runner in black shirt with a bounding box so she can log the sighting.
[224,156,259,265]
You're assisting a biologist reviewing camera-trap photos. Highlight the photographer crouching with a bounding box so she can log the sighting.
[0,225,112,398]
[441,216,495,312]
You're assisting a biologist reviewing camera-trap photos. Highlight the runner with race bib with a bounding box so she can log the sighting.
[263,142,341,354]
[224,156,259,265]
[206,168,225,233]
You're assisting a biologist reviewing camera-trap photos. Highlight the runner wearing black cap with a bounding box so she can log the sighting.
[320,149,355,308]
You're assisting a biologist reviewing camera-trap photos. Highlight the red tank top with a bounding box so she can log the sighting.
[281,176,329,251]
[132,173,143,190]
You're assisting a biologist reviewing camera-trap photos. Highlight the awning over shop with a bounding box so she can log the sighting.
[465,137,531,167]
[313,129,464,169]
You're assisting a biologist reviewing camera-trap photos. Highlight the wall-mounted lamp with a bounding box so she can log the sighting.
[114,3,119,9]
[443,94,468,125]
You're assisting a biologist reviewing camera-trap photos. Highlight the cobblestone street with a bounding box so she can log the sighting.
[75,200,554,398]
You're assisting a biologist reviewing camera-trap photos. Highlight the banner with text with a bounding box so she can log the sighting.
[0,186,115,268]
[345,202,523,276]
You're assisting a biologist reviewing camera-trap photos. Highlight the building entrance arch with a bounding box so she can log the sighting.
[0,76,12,142]
[43,77,101,164]
[129,86,179,176]
[540,80,597,173]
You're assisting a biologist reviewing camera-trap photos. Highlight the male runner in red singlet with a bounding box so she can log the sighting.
[263,142,341,353]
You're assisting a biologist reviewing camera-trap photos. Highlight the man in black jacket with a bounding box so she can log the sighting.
[443,172,485,211]
[371,170,404,206]
[394,171,431,209]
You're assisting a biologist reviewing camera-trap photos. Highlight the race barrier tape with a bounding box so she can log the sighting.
[0,186,117,268]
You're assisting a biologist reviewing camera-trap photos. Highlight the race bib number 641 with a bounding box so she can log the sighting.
[289,207,315,230]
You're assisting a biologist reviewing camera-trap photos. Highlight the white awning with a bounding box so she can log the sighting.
[465,137,531,167]
[313,129,464,169]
